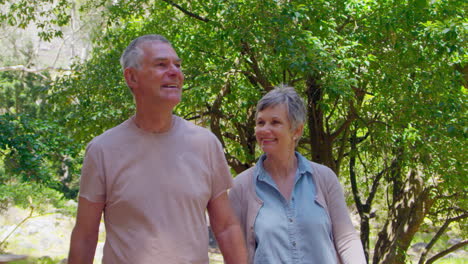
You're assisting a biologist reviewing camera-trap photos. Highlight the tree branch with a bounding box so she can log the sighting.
[0,65,71,77]
[418,212,468,264]
[207,82,232,148]
[240,40,273,91]
[161,0,210,22]
[337,15,353,33]
[335,124,349,173]
[365,167,386,207]
[0,205,34,249]
[425,240,468,264]
[330,114,355,141]
[183,113,203,121]
[225,152,250,174]
[349,131,363,213]
[325,97,340,126]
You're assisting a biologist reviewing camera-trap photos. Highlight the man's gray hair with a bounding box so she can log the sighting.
[256,84,307,133]
[120,34,171,72]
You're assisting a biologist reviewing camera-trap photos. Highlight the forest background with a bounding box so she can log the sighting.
[0,0,466,263]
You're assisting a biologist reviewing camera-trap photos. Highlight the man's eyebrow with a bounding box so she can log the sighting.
[153,57,182,62]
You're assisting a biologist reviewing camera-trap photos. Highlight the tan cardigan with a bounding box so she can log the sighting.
[228,160,367,264]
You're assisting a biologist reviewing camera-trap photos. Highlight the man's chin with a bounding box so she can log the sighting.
[164,96,182,106]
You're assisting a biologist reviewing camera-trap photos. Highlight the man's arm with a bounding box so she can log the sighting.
[207,191,248,264]
[68,197,105,264]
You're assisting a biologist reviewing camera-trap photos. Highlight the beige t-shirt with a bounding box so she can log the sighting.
[79,115,233,264]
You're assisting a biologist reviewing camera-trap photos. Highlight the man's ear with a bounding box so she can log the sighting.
[124,68,137,89]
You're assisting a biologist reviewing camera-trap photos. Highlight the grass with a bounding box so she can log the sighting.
[431,259,467,264]
[7,256,63,264]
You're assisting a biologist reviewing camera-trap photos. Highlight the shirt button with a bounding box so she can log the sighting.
[292,242,296,247]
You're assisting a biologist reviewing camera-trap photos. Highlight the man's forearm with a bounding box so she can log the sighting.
[215,223,248,264]
[68,227,99,264]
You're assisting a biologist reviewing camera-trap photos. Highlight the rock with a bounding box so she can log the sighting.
[208,226,218,249]
[442,252,458,259]
[448,238,462,245]
[0,207,75,259]
[95,242,105,261]
[0,225,16,241]
[65,200,77,208]
[0,254,28,262]
[410,242,428,253]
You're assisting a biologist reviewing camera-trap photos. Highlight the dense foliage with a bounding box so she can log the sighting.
[1,0,466,263]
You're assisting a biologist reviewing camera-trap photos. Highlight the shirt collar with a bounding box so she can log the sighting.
[254,152,312,182]
[296,152,312,175]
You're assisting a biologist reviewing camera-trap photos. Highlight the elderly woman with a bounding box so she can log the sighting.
[229,85,366,264]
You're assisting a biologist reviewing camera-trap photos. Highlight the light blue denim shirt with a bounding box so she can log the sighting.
[253,152,338,264]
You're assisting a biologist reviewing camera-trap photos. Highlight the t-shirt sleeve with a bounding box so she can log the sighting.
[79,141,106,203]
[208,136,233,201]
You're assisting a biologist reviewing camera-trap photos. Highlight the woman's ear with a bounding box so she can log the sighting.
[294,124,304,140]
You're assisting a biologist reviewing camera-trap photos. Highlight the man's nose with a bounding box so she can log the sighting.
[167,64,182,75]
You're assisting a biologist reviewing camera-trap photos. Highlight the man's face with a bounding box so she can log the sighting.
[128,41,184,108]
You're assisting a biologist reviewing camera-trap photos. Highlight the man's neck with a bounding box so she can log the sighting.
[134,109,174,133]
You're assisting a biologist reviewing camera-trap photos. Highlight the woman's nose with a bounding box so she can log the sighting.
[256,124,270,134]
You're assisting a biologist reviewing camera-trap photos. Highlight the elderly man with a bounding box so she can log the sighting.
[68,34,247,264]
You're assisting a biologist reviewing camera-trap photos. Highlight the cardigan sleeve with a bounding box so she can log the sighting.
[229,168,263,264]
[320,166,367,264]
[228,184,243,225]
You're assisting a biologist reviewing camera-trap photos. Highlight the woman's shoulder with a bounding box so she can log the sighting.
[307,160,339,185]
[233,166,256,186]
[229,166,256,203]
[308,161,334,174]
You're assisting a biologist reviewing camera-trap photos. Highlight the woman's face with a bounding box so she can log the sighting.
[255,104,301,157]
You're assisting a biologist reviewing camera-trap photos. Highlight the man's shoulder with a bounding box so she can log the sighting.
[88,118,133,148]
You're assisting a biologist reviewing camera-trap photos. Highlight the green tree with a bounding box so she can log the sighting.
[0,26,82,199]
[0,0,71,41]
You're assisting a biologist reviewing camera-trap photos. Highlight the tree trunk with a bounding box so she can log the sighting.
[349,130,371,262]
[305,74,337,173]
[373,169,435,264]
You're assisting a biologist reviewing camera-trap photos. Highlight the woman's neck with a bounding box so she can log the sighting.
[263,150,298,201]
[263,150,297,180]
